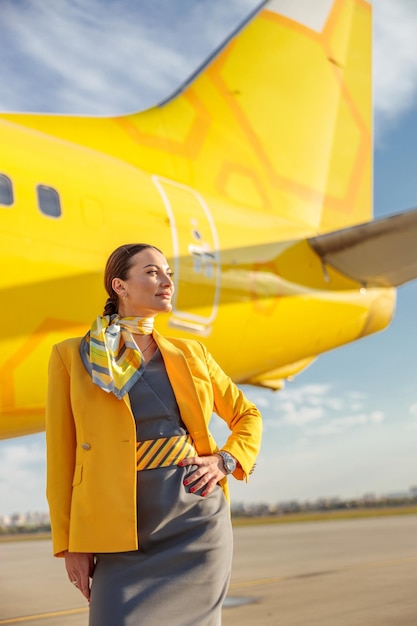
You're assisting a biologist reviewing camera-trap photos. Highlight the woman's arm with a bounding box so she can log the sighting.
[203,344,262,481]
[179,344,262,494]
[180,342,262,486]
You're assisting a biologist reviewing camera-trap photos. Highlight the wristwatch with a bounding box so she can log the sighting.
[219,450,237,475]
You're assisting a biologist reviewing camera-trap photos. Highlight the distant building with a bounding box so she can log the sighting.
[0,511,50,529]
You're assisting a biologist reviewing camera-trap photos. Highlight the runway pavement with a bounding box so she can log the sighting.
[1,514,416,626]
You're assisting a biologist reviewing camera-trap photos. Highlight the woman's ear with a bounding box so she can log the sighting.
[112,277,125,297]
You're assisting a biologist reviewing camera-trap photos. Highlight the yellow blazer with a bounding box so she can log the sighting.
[46,330,262,556]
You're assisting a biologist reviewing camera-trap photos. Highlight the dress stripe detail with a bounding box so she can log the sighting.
[136,435,196,471]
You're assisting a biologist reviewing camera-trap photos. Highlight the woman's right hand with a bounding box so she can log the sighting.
[64,551,95,602]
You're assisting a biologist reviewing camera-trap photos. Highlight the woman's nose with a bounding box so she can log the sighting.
[162,274,173,286]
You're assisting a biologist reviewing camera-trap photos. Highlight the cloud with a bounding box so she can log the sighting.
[308,411,385,435]
[347,391,367,400]
[283,383,331,401]
[369,410,384,423]
[283,406,324,425]
[241,390,271,409]
[257,381,386,436]
[0,435,47,517]
[349,402,364,412]
[373,0,417,138]
[409,402,417,416]
[0,0,258,115]
[406,403,417,429]
[272,383,340,424]
[259,383,329,428]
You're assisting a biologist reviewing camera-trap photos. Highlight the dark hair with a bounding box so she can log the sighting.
[103,243,163,316]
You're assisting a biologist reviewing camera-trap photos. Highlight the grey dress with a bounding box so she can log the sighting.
[89,349,233,626]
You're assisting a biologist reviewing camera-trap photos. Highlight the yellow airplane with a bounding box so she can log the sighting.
[1,0,417,440]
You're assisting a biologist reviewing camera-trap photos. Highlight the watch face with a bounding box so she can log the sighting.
[221,452,236,473]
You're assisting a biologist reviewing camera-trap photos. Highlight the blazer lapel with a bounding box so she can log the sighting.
[153,331,212,455]
[122,390,132,412]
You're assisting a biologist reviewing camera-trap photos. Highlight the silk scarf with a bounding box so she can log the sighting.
[80,314,154,399]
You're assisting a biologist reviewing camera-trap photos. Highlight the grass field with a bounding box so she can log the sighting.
[231,505,417,526]
[1,506,417,542]
[0,531,51,543]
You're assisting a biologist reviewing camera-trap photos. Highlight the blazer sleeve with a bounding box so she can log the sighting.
[202,343,262,481]
[45,345,76,557]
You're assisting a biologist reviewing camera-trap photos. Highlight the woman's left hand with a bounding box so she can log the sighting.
[179,454,226,497]
[64,551,95,602]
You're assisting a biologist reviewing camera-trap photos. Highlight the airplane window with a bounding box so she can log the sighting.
[36,184,61,218]
[0,173,13,206]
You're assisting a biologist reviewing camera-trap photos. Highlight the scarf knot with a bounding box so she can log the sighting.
[80,315,155,398]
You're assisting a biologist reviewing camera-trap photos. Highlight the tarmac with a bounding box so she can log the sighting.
[0,514,416,626]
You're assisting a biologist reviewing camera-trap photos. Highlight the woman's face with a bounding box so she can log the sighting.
[113,248,174,318]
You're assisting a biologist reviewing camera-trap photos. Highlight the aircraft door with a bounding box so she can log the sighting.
[152,176,220,335]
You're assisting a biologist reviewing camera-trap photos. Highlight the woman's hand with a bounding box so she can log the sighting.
[64,551,95,602]
[179,454,227,497]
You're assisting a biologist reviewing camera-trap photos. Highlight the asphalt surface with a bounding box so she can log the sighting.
[0,514,416,626]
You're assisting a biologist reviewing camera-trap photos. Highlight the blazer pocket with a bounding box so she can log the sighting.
[72,464,83,486]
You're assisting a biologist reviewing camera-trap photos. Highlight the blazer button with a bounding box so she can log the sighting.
[81,442,91,451]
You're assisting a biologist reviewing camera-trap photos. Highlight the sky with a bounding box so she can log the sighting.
[0,0,416,516]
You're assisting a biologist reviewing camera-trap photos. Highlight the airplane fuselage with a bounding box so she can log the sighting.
[0,114,394,438]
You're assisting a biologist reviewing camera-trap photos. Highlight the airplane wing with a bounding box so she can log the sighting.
[309,208,417,288]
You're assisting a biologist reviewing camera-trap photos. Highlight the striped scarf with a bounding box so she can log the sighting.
[80,315,154,399]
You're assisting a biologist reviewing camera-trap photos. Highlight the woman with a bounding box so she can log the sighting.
[46,243,262,626]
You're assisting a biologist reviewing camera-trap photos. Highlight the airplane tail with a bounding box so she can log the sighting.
[0,0,371,235]
[156,0,372,233]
